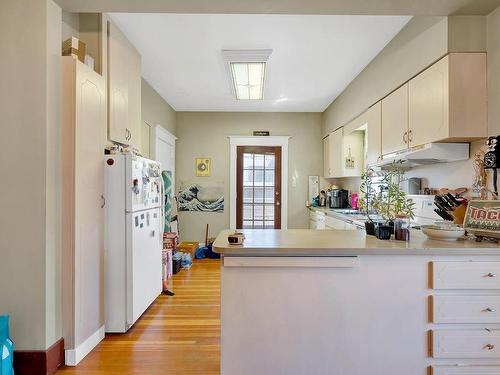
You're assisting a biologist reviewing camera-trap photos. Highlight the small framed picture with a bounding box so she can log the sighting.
[196,158,211,177]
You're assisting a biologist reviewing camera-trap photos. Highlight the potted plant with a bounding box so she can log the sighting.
[372,161,415,240]
[359,167,378,235]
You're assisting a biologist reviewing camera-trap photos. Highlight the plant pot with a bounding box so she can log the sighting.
[365,221,376,236]
[376,225,392,240]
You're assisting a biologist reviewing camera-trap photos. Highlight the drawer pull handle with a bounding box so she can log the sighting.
[486,273,497,278]
[484,307,497,313]
[484,344,495,350]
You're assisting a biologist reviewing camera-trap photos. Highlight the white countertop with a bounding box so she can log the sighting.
[213,229,500,256]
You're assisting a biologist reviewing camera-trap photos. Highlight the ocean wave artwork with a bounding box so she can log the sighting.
[178,182,224,212]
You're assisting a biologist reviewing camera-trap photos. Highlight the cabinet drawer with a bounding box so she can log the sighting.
[431,262,500,290]
[432,366,500,375]
[431,330,500,358]
[431,295,500,323]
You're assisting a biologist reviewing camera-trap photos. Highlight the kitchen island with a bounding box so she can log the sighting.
[213,229,500,375]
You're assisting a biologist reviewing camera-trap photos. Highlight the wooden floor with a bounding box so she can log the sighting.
[58,259,221,375]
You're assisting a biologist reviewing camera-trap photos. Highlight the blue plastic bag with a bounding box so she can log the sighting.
[0,316,14,375]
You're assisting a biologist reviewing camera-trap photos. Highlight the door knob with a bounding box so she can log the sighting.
[100,194,105,208]
[276,201,281,206]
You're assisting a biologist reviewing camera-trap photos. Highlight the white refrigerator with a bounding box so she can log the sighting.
[104,153,163,333]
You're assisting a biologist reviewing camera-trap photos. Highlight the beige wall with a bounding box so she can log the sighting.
[62,10,79,41]
[141,79,177,136]
[0,0,62,350]
[487,6,500,136]
[176,112,323,242]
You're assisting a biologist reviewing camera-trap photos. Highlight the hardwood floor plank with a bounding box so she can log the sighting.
[57,259,221,374]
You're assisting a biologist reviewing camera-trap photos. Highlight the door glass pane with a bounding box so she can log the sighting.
[265,187,274,204]
[254,170,264,186]
[243,170,253,186]
[243,204,253,220]
[254,154,265,169]
[265,171,274,186]
[254,188,264,203]
[254,205,264,220]
[243,153,253,169]
[243,220,253,229]
[264,221,274,229]
[253,221,264,229]
[264,204,274,221]
[243,187,253,203]
[264,154,275,169]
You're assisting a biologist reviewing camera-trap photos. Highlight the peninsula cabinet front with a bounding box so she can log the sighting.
[220,255,500,375]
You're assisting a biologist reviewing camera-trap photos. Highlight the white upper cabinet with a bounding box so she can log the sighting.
[409,53,487,146]
[365,101,382,166]
[323,135,331,178]
[381,83,409,156]
[323,128,344,178]
[408,55,449,147]
[107,20,142,148]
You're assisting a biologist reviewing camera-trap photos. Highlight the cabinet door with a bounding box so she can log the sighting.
[409,55,449,147]
[74,62,107,345]
[342,130,364,177]
[107,21,129,144]
[107,21,142,147]
[366,101,381,166]
[127,48,142,149]
[381,84,409,155]
[323,135,331,177]
[329,128,343,178]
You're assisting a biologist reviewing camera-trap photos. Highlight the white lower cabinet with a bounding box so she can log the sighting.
[431,295,500,324]
[429,261,500,373]
[431,262,500,290]
[432,330,500,359]
[432,366,500,375]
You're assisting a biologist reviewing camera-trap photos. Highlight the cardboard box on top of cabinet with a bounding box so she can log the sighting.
[62,37,86,63]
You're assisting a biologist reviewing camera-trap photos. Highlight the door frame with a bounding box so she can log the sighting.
[150,124,177,189]
[229,136,290,230]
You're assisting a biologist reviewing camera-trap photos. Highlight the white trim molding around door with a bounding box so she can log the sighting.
[229,136,290,230]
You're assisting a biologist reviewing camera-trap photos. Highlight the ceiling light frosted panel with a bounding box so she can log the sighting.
[230,62,265,100]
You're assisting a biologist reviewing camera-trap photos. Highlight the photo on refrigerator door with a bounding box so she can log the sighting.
[178,182,224,212]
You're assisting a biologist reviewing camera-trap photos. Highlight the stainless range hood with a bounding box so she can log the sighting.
[373,143,470,169]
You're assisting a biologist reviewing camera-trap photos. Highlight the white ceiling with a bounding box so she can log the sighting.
[110,14,411,112]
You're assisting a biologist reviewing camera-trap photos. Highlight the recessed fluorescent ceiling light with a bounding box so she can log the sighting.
[222,49,272,101]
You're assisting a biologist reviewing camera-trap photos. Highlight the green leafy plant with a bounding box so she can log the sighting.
[372,161,415,224]
[359,167,377,222]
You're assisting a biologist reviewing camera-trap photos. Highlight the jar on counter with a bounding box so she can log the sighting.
[394,216,410,241]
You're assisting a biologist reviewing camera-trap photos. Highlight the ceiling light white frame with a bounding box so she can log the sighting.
[222,49,273,100]
[228,135,289,230]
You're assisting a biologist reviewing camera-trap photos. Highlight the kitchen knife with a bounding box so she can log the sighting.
[446,193,460,207]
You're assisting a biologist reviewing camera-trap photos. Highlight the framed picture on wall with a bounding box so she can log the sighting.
[196,158,211,177]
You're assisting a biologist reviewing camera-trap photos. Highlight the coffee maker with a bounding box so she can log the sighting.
[329,189,349,209]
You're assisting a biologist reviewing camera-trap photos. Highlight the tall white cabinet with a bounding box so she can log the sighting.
[61,57,107,365]
[107,20,142,148]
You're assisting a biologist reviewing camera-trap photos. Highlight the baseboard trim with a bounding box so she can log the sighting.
[14,337,64,375]
[65,325,105,366]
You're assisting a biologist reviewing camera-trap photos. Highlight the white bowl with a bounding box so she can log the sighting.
[421,225,465,241]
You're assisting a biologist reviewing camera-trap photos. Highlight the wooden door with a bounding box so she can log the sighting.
[409,55,449,147]
[237,146,281,229]
[381,83,409,155]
